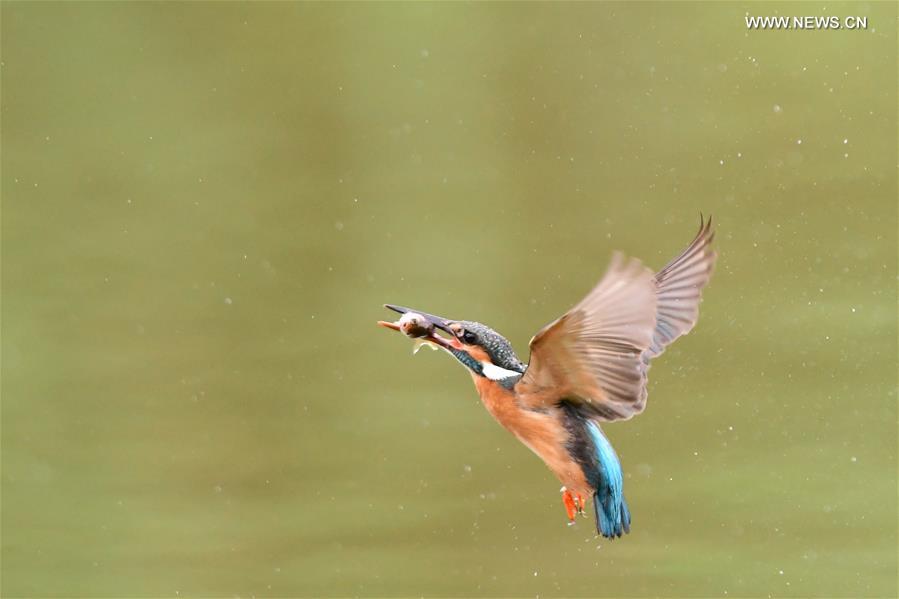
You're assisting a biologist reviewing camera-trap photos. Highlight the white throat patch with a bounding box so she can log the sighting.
[480,361,521,381]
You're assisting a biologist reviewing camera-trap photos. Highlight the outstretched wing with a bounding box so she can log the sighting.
[515,252,658,421]
[516,216,716,421]
[645,216,716,361]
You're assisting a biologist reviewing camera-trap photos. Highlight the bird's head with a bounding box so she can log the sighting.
[378,304,526,388]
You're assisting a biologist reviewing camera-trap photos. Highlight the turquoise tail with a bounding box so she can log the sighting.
[594,491,631,538]
[585,421,631,539]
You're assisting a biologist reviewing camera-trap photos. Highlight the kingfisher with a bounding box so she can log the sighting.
[378,217,716,538]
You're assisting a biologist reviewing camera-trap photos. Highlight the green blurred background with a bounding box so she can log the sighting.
[2,2,896,597]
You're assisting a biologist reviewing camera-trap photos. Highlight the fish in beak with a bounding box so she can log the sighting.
[377,304,460,353]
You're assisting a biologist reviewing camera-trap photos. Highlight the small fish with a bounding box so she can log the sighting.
[398,312,434,338]
[377,311,441,355]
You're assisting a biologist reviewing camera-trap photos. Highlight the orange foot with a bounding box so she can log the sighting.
[561,487,577,524]
[561,487,588,525]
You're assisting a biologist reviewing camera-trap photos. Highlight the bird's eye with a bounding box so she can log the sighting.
[461,330,478,344]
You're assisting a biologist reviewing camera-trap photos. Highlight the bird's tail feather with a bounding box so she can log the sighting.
[586,421,631,539]
[594,491,631,539]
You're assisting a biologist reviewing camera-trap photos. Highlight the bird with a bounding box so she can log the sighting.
[377,216,716,538]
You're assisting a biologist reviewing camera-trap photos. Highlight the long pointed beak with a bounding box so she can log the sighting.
[382,304,454,334]
[377,304,456,349]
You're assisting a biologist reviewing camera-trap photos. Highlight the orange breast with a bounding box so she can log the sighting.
[472,375,591,496]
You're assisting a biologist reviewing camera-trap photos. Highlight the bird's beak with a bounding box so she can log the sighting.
[377,304,457,350]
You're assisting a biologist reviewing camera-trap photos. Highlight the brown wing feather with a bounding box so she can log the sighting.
[516,217,716,422]
[645,215,717,360]
[516,252,658,420]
